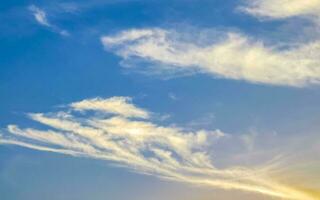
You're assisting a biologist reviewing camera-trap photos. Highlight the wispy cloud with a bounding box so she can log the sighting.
[70,97,150,119]
[168,93,178,101]
[28,5,69,36]
[0,97,318,199]
[101,28,320,87]
[28,5,51,26]
[240,0,320,19]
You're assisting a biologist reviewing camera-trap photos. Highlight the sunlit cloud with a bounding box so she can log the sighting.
[240,0,320,19]
[101,29,320,87]
[70,97,150,119]
[28,5,69,36]
[0,97,318,199]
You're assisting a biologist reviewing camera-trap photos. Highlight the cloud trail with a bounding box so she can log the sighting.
[101,29,320,87]
[0,97,317,199]
[100,0,320,87]
[240,0,320,19]
[28,5,69,36]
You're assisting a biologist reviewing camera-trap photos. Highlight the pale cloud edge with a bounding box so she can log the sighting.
[28,5,69,36]
[0,97,318,200]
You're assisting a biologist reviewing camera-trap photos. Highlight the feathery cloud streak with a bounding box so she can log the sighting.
[29,5,51,26]
[241,0,320,19]
[0,97,317,199]
[101,29,320,87]
[70,97,150,119]
[28,5,69,36]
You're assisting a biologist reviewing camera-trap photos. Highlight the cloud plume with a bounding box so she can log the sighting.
[0,97,318,199]
[101,29,320,87]
[240,0,320,19]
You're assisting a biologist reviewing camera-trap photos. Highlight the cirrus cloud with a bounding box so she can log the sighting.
[28,5,69,36]
[240,0,320,19]
[0,97,318,200]
[101,28,320,87]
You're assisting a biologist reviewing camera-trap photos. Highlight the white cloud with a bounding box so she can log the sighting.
[240,0,320,19]
[70,97,150,119]
[101,29,320,87]
[0,97,317,200]
[29,5,51,26]
[28,5,70,36]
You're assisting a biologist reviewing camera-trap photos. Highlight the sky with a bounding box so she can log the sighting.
[0,0,320,199]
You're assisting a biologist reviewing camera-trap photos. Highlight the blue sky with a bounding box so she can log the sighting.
[1,0,320,199]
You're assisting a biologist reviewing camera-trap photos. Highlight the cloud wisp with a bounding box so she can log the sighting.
[101,29,320,87]
[240,0,320,20]
[28,5,69,36]
[100,0,320,87]
[0,97,318,200]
